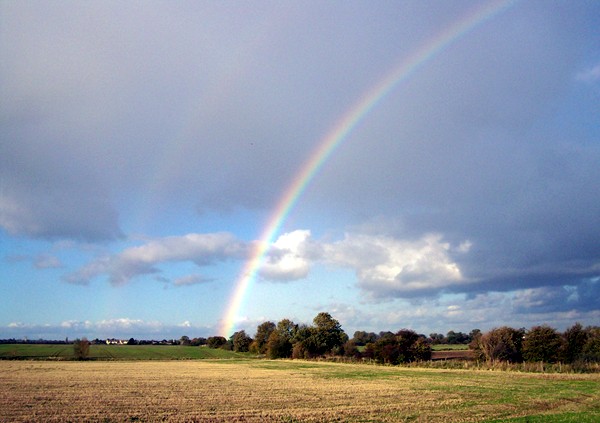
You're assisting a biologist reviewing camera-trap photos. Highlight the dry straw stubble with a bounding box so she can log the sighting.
[1,360,599,422]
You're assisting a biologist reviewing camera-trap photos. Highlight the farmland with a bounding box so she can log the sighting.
[1,359,599,422]
[0,343,248,360]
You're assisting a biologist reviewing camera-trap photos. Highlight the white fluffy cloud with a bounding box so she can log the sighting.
[323,233,471,297]
[258,230,312,281]
[65,232,247,285]
[64,229,475,299]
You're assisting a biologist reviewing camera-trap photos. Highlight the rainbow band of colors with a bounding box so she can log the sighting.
[219,0,516,336]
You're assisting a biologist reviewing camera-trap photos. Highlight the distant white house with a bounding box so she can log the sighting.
[105,338,128,345]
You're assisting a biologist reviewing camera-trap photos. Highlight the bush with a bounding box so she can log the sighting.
[412,338,432,361]
[267,331,293,359]
[523,325,564,363]
[367,329,430,364]
[479,327,524,363]
[206,336,227,349]
[231,330,253,352]
[73,338,90,360]
[343,340,361,359]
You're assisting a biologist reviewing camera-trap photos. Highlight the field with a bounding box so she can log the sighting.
[0,344,248,360]
[431,344,470,351]
[1,359,599,422]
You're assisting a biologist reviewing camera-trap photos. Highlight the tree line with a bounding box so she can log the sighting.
[470,323,600,364]
[202,313,599,366]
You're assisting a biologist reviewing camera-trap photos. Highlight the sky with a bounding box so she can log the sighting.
[1,0,599,341]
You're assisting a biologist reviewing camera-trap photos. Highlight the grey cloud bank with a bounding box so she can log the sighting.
[1,1,599,338]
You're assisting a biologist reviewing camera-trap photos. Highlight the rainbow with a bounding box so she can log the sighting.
[219,0,515,336]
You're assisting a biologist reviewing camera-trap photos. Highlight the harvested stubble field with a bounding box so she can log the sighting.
[1,360,599,422]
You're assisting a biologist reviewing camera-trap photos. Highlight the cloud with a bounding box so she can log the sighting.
[64,232,247,285]
[34,254,63,269]
[322,232,471,297]
[0,145,123,241]
[172,274,214,287]
[0,2,317,240]
[258,230,312,281]
[2,318,214,340]
[513,278,600,314]
[321,286,600,336]
[576,64,600,83]
[4,253,62,269]
[2,1,599,336]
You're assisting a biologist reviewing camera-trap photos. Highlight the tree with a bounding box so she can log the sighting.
[429,333,445,344]
[362,342,376,360]
[180,335,191,346]
[252,321,276,354]
[375,334,401,364]
[266,319,298,359]
[581,326,600,362]
[343,339,361,359]
[411,338,432,361]
[266,330,290,359]
[469,330,485,360]
[562,323,588,363]
[190,337,207,346]
[469,329,481,343]
[231,330,253,352]
[522,325,563,363]
[73,338,90,360]
[396,329,419,349]
[368,329,430,364]
[352,331,378,346]
[291,324,318,359]
[446,330,458,344]
[446,331,469,344]
[312,312,347,356]
[478,327,524,363]
[206,336,227,349]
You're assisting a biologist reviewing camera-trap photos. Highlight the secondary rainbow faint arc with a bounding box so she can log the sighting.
[219,0,515,336]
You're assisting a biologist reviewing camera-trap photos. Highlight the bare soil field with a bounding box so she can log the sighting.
[1,360,599,422]
[431,349,474,360]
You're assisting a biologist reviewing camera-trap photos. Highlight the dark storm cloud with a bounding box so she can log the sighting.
[298,1,600,300]
[0,1,521,239]
[1,0,599,318]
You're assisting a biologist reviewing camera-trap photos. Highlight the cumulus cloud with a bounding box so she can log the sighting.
[322,233,471,297]
[62,229,477,296]
[64,232,247,285]
[258,230,312,281]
